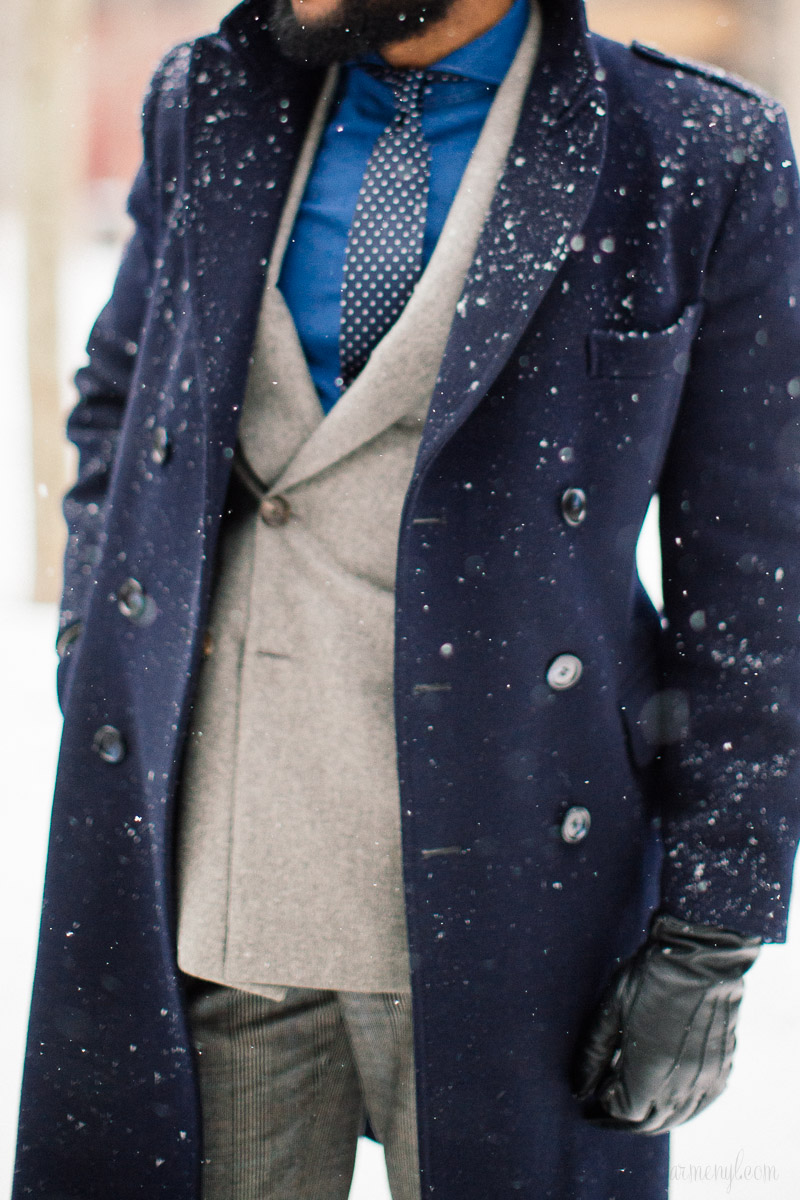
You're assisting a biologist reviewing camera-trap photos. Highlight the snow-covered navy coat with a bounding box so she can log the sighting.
[15,1,800,1197]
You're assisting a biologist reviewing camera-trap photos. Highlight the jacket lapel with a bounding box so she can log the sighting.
[417,0,608,474]
[270,1,543,495]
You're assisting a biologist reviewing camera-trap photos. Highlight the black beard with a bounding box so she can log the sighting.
[266,0,459,66]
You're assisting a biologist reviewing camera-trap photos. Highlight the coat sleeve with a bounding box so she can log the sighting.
[656,101,800,942]
[56,47,190,705]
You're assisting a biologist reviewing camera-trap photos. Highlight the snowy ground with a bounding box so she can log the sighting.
[2,207,800,1198]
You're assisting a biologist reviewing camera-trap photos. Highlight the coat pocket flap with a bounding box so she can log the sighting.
[588,302,705,379]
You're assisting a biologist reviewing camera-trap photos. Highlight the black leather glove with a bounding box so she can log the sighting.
[573,914,761,1134]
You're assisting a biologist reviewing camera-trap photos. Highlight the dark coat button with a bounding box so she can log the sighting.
[151,426,170,465]
[561,806,591,844]
[93,726,127,764]
[560,487,587,527]
[259,495,292,527]
[546,653,583,691]
[117,578,147,622]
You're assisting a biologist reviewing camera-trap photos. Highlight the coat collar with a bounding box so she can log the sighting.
[184,0,605,492]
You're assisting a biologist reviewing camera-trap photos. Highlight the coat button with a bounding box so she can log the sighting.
[151,426,170,465]
[117,578,147,622]
[560,487,587,527]
[93,725,127,764]
[546,653,583,691]
[56,621,83,659]
[259,494,292,527]
[561,806,591,844]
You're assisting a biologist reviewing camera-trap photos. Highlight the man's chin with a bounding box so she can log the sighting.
[265,0,456,66]
[266,0,375,66]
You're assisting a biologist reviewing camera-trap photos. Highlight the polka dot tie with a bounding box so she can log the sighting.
[339,67,459,390]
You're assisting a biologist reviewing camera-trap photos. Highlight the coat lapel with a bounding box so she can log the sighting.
[417,0,608,474]
[182,4,326,461]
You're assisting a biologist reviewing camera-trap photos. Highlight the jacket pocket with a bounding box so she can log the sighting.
[588,302,704,379]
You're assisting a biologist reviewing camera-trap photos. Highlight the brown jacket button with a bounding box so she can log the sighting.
[259,495,292,527]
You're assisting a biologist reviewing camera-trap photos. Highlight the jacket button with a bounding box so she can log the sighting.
[259,494,292,527]
[561,806,591,844]
[151,426,170,465]
[546,653,583,691]
[93,725,127,764]
[560,487,587,527]
[117,578,147,622]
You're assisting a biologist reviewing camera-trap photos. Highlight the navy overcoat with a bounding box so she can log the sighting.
[15,1,800,1197]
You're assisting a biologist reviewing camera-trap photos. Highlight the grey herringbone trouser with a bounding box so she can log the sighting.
[187,984,421,1200]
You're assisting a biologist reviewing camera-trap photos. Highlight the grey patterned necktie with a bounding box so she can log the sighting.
[339,66,457,390]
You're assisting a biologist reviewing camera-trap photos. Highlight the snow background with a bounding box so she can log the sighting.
[1,209,799,1198]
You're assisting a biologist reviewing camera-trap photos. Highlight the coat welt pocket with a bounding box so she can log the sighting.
[587,302,705,379]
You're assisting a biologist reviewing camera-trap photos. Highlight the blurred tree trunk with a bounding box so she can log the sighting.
[22,0,89,603]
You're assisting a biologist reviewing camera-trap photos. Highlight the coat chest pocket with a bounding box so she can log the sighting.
[587,303,704,379]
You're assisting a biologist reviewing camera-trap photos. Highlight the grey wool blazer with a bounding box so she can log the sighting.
[175,4,542,997]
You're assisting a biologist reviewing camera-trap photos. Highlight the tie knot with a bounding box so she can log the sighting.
[361,64,463,120]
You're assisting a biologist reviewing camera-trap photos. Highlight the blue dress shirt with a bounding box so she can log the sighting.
[278,0,529,412]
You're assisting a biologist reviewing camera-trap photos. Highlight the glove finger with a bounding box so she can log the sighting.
[573,985,626,1100]
[653,994,733,1123]
[694,995,738,1099]
[630,1086,713,1135]
[583,1087,660,1134]
[609,1046,732,1136]
[588,1084,702,1136]
[584,1112,645,1132]
[595,1074,637,1122]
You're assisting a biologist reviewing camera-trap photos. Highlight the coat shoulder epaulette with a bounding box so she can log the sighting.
[631,41,773,104]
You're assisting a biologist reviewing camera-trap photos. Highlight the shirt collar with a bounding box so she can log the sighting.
[434,0,529,86]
